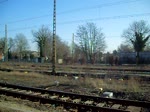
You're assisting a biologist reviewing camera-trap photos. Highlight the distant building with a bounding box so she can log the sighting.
[0,48,4,61]
[0,48,2,60]
[30,51,40,58]
[119,52,150,64]
[30,51,41,63]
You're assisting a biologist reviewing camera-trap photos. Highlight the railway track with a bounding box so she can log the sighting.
[1,66,150,72]
[0,82,149,112]
[0,67,150,81]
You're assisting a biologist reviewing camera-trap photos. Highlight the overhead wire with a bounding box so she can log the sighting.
[57,13,150,25]
[4,14,50,25]
[0,0,7,4]
[0,0,144,25]
[0,12,149,33]
[57,0,143,15]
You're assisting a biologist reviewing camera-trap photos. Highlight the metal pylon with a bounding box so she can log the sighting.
[52,0,56,75]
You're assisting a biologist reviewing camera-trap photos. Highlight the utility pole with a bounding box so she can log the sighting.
[4,24,8,61]
[52,0,56,75]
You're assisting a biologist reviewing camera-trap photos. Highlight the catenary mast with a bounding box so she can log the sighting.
[52,0,56,75]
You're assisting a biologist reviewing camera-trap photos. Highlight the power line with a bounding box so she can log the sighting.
[5,14,50,25]
[0,12,149,33]
[57,13,150,25]
[0,0,144,25]
[0,0,7,4]
[57,0,143,15]
[0,25,38,34]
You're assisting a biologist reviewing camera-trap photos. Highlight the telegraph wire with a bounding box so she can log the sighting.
[0,0,7,4]
[0,0,144,25]
[5,14,50,25]
[0,12,149,33]
[0,25,38,33]
[57,0,143,15]
[57,13,150,25]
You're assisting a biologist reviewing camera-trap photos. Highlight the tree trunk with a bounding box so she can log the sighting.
[40,45,43,57]
[136,52,140,65]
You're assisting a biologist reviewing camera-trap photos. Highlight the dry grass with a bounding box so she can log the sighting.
[0,71,71,87]
[0,70,148,93]
[71,76,144,92]
[1,62,150,72]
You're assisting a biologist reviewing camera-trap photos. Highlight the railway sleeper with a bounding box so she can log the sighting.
[96,102,105,107]
[50,95,59,99]
[31,92,41,96]
[103,102,114,108]
[44,103,51,107]
[111,104,122,109]
[1,87,13,90]
[72,99,81,103]
[126,106,142,112]
[18,90,27,93]
[41,94,49,98]
[60,97,70,102]
[0,87,8,90]
[0,83,149,111]
[11,88,20,92]
[0,89,130,112]
[25,91,33,94]
[119,105,128,110]
[84,100,94,105]
[69,108,78,112]
[140,107,150,112]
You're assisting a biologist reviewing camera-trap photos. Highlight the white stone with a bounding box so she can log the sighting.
[102,92,113,98]
[54,80,59,86]
[74,76,79,80]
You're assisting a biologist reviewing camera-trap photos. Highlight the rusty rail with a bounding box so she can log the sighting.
[0,82,150,112]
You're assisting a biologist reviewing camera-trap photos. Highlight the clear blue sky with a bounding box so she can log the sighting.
[0,0,150,52]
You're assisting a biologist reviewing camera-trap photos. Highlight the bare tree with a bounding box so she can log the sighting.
[117,43,133,53]
[76,22,106,64]
[32,26,70,63]
[8,37,14,51]
[122,20,150,64]
[0,37,5,54]
[122,20,150,42]
[32,26,52,58]
[56,37,70,59]
[7,37,15,59]
[15,33,29,60]
[48,35,70,64]
[0,37,15,60]
[145,44,150,51]
[130,32,150,64]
